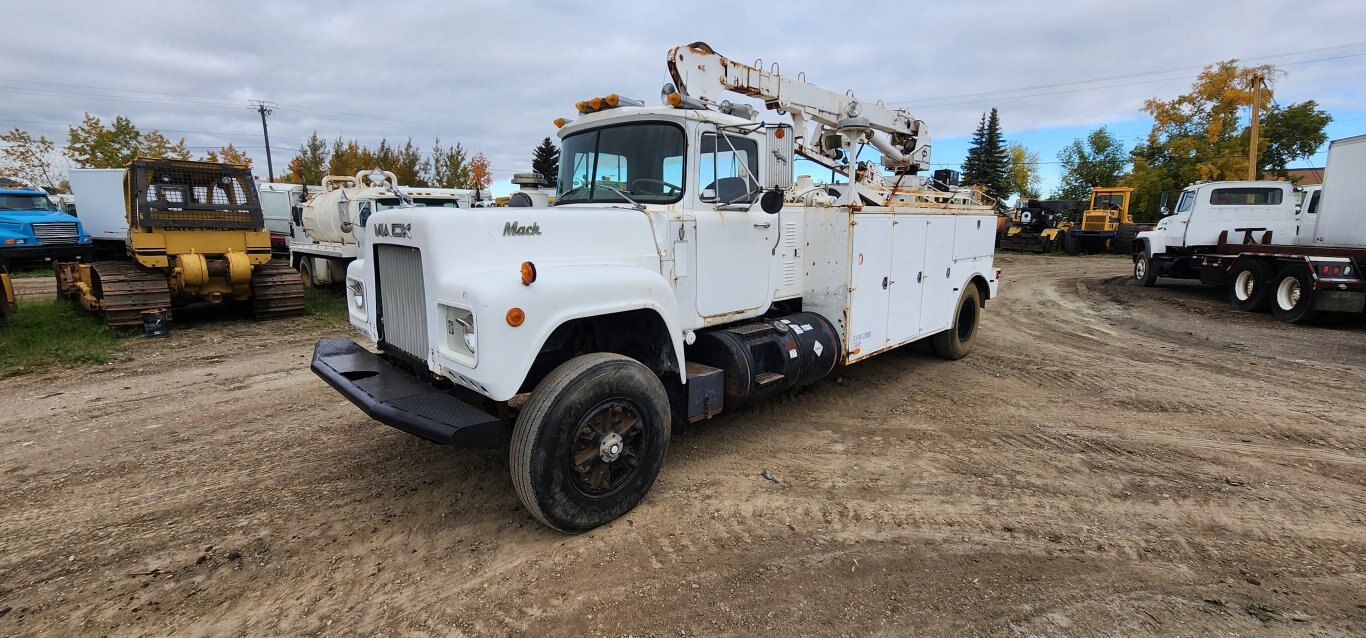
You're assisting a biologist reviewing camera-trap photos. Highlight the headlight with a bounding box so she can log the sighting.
[346,278,364,309]
[443,305,476,358]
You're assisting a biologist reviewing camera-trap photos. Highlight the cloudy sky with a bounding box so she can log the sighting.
[5,0,1364,197]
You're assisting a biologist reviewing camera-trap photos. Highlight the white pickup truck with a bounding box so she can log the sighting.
[312,43,1000,532]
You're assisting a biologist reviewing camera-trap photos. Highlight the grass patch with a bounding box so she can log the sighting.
[304,285,349,327]
[0,299,125,378]
[9,265,55,279]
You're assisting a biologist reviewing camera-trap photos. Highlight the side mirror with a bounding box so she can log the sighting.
[1160,206,1170,216]
[759,189,783,214]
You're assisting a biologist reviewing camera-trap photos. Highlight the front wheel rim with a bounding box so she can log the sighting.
[568,399,645,497]
[1135,258,1147,279]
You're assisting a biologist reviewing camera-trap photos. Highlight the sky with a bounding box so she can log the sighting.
[3,0,1364,199]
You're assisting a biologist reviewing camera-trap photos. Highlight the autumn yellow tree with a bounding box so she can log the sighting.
[468,152,492,193]
[202,143,253,167]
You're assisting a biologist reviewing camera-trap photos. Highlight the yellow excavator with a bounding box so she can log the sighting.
[56,158,305,326]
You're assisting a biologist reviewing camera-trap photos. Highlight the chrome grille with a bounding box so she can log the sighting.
[375,244,429,361]
[32,222,79,244]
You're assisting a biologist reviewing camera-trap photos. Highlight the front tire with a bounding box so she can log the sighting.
[1229,260,1274,312]
[511,353,671,533]
[932,285,982,360]
[1134,251,1158,287]
[1271,265,1321,324]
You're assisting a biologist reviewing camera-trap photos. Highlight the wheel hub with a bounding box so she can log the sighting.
[599,432,624,462]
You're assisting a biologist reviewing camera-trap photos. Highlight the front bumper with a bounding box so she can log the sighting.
[311,338,502,448]
[1,244,94,262]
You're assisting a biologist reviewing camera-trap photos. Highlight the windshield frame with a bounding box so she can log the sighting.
[555,120,687,206]
[0,193,58,212]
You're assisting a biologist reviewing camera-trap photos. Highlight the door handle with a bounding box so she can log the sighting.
[753,221,771,229]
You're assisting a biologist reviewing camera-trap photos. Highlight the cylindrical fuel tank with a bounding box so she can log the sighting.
[687,312,839,413]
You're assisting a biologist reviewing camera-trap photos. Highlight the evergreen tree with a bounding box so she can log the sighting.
[962,109,1010,207]
[531,137,559,188]
[961,114,987,189]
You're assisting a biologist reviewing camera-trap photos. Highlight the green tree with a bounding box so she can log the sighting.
[66,113,142,168]
[1055,127,1128,200]
[327,137,377,178]
[1260,100,1332,179]
[286,131,329,185]
[1006,143,1040,201]
[531,137,559,188]
[961,108,1010,207]
[0,128,64,192]
[426,138,470,188]
[392,138,428,186]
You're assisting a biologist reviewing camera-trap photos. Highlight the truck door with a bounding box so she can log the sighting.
[694,132,772,317]
[1296,188,1321,245]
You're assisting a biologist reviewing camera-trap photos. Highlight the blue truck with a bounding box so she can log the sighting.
[0,179,93,269]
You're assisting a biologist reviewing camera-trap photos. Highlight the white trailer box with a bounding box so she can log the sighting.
[1313,134,1366,248]
[67,168,128,247]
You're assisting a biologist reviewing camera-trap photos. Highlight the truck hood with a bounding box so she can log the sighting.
[361,204,665,273]
[0,210,81,224]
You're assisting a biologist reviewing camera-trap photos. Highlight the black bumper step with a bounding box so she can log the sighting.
[311,338,502,448]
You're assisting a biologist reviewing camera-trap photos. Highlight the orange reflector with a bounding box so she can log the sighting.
[553,117,568,128]
[605,94,620,107]
[667,92,682,107]
[775,128,786,139]
[589,97,604,111]
[506,307,525,327]
[575,101,590,114]
[520,261,537,286]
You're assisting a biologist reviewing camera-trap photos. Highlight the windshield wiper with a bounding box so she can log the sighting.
[593,185,646,211]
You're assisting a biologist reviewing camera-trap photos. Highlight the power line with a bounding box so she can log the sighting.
[890,40,1366,107]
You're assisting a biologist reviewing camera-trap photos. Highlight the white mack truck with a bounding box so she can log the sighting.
[312,43,1001,532]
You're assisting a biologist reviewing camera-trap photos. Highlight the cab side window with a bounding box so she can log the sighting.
[699,133,759,203]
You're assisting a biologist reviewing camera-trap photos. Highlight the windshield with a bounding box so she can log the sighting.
[1176,190,1195,213]
[557,123,685,205]
[375,196,463,211]
[0,194,57,211]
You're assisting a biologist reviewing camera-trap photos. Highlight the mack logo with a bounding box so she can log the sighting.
[374,222,412,238]
[503,221,542,236]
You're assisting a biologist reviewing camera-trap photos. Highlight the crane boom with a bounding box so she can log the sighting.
[666,42,931,174]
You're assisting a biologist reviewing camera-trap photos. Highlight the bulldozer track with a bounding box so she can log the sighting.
[250,261,306,321]
[90,262,172,327]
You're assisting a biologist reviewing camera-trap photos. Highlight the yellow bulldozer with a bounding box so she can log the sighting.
[0,265,15,324]
[56,158,305,326]
[1064,186,1145,254]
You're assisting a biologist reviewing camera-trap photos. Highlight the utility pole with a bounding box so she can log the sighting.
[1247,74,1263,181]
[253,100,276,181]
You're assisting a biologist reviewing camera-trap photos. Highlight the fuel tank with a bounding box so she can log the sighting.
[687,312,839,413]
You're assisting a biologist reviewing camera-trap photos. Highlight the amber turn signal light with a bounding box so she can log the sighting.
[520,261,537,286]
[506,307,525,327]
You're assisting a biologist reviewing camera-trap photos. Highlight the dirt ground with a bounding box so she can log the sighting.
[1,254,1362,636]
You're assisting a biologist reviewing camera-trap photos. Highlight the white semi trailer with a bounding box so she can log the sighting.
[1134,134,1366,323]
[288,170,479,286]
[311,43,1001,532]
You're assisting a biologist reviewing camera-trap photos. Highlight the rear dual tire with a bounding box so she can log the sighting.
[1229,260,1274,312]
[1271,265,1321,324]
